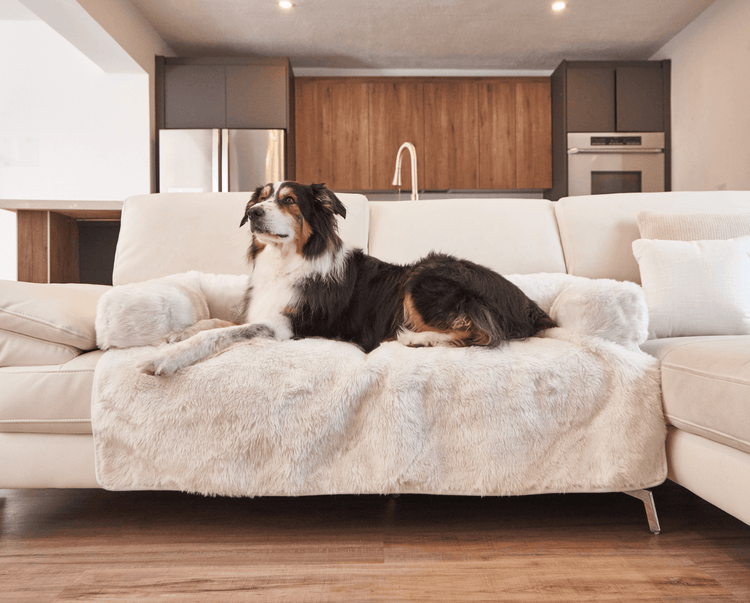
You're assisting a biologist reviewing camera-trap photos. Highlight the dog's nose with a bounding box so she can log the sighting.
[250,206,265,219]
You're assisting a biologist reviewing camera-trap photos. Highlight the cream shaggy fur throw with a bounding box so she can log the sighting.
[92,273,666,497]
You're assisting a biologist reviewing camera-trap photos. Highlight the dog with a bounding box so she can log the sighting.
[137,182,556,376]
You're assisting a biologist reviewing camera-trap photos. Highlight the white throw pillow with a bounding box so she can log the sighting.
[632,236,750,338]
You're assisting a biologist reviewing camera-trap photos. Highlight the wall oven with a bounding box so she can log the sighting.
[567,132,665,196]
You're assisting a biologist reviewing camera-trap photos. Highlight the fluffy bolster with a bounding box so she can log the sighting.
[95,271,248,350]
[96,271,648,351]
[507,273,649,350]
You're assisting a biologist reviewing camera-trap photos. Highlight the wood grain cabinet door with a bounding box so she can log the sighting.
[515,81,552,189]
[478,81,516,189]
[329,81,370,191]
[295,80,370,190]
[424,81,479,190]
[295,79,333,185]
[368,81,425,191]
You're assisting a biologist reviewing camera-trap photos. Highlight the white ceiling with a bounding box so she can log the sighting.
[125,0,717,73]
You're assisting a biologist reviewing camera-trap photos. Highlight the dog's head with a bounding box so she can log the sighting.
[240,182,346,259]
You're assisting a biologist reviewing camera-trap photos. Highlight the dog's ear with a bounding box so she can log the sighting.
[240,186,263,227]
[311,183,346,219]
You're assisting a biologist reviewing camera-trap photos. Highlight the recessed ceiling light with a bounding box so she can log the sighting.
[279,1,294,8]
[552,1,566,10]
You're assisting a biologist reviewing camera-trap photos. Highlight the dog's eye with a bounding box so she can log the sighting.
[280,196,295,205]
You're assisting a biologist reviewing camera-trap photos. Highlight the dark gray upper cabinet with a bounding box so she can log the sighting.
[160,58,292,130]
[615,66,665,132]
[226,65,288,129]
[562,61,668,133]
[164,64,226,129]
[566,68,615,132]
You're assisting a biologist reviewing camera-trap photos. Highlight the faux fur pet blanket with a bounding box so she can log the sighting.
[92,274,666,496]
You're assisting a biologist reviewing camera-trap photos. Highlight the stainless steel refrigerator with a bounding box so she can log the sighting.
[159,129,285,193]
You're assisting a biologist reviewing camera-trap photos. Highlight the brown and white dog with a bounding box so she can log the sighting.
[135,182,556,376]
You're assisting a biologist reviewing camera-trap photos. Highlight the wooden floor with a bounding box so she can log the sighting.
[1,480,749,602]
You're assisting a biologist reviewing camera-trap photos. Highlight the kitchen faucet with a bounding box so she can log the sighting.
[392,142,419,201]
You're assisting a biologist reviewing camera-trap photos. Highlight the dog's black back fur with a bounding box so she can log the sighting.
[291,250,556,353]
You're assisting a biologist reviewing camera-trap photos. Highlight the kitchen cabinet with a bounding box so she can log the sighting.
[225,64,289,129]
[162,64,227,129]
[369,81,425,190]
[424,81,479,190]
[561,61,668,133]
[297,79,422,191]
[478,81,515,190]
[295,79,332,185]
[295,77,551,192]
[160,58,292,130]
[330,82,370,191]
[565,67,615,132]
[515,81,552,189]
[615,66,666,133]
[477,81,552,190]
[294,80,369,191]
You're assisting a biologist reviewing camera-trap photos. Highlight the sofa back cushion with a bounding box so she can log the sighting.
[555,191,750,283]
[112,192,370,286]
[367,198,567,275]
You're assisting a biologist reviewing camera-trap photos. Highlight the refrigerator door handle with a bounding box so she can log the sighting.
[221,129,230,192]
[212,129,221,193]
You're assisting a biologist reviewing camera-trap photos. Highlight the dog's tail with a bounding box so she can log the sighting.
[528,302,557,333]
[464,298,555,347]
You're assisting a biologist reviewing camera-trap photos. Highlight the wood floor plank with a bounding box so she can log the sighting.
[1,481,749,602]
[51,558,733,603]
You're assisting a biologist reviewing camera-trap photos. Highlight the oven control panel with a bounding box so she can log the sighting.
[567,132,665,151]
[590,136,642,146]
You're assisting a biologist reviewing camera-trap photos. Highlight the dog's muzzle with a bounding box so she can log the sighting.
[248,205,288,238]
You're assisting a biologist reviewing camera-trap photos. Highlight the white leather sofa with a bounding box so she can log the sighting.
[1,190,749,528]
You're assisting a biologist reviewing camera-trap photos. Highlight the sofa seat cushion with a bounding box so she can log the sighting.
[0,350,102,435]
[641,336,750,454]
[0,330,81,368]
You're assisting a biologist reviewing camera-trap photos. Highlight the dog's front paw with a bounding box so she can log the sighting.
[138,350,185,377]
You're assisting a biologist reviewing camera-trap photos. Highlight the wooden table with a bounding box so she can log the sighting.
[0,199,123,283]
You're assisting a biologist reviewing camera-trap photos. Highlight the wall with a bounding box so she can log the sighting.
[0,14,150,280]
[651,0,750,191]
[74,0,175,192]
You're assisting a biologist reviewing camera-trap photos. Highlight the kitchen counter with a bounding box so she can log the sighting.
[356,191,545,201]
[1,199,123,284]
[0,199,123,220]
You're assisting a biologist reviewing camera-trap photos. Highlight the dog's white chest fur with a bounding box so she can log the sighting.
[246,245,304,329]
[245,241,350,339]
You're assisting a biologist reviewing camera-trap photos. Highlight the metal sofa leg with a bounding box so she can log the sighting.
[624,489,661,534]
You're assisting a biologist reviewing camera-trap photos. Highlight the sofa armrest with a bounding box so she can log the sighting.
[0,280,110,367]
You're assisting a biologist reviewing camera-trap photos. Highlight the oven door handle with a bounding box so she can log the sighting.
[568,148,664,154]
